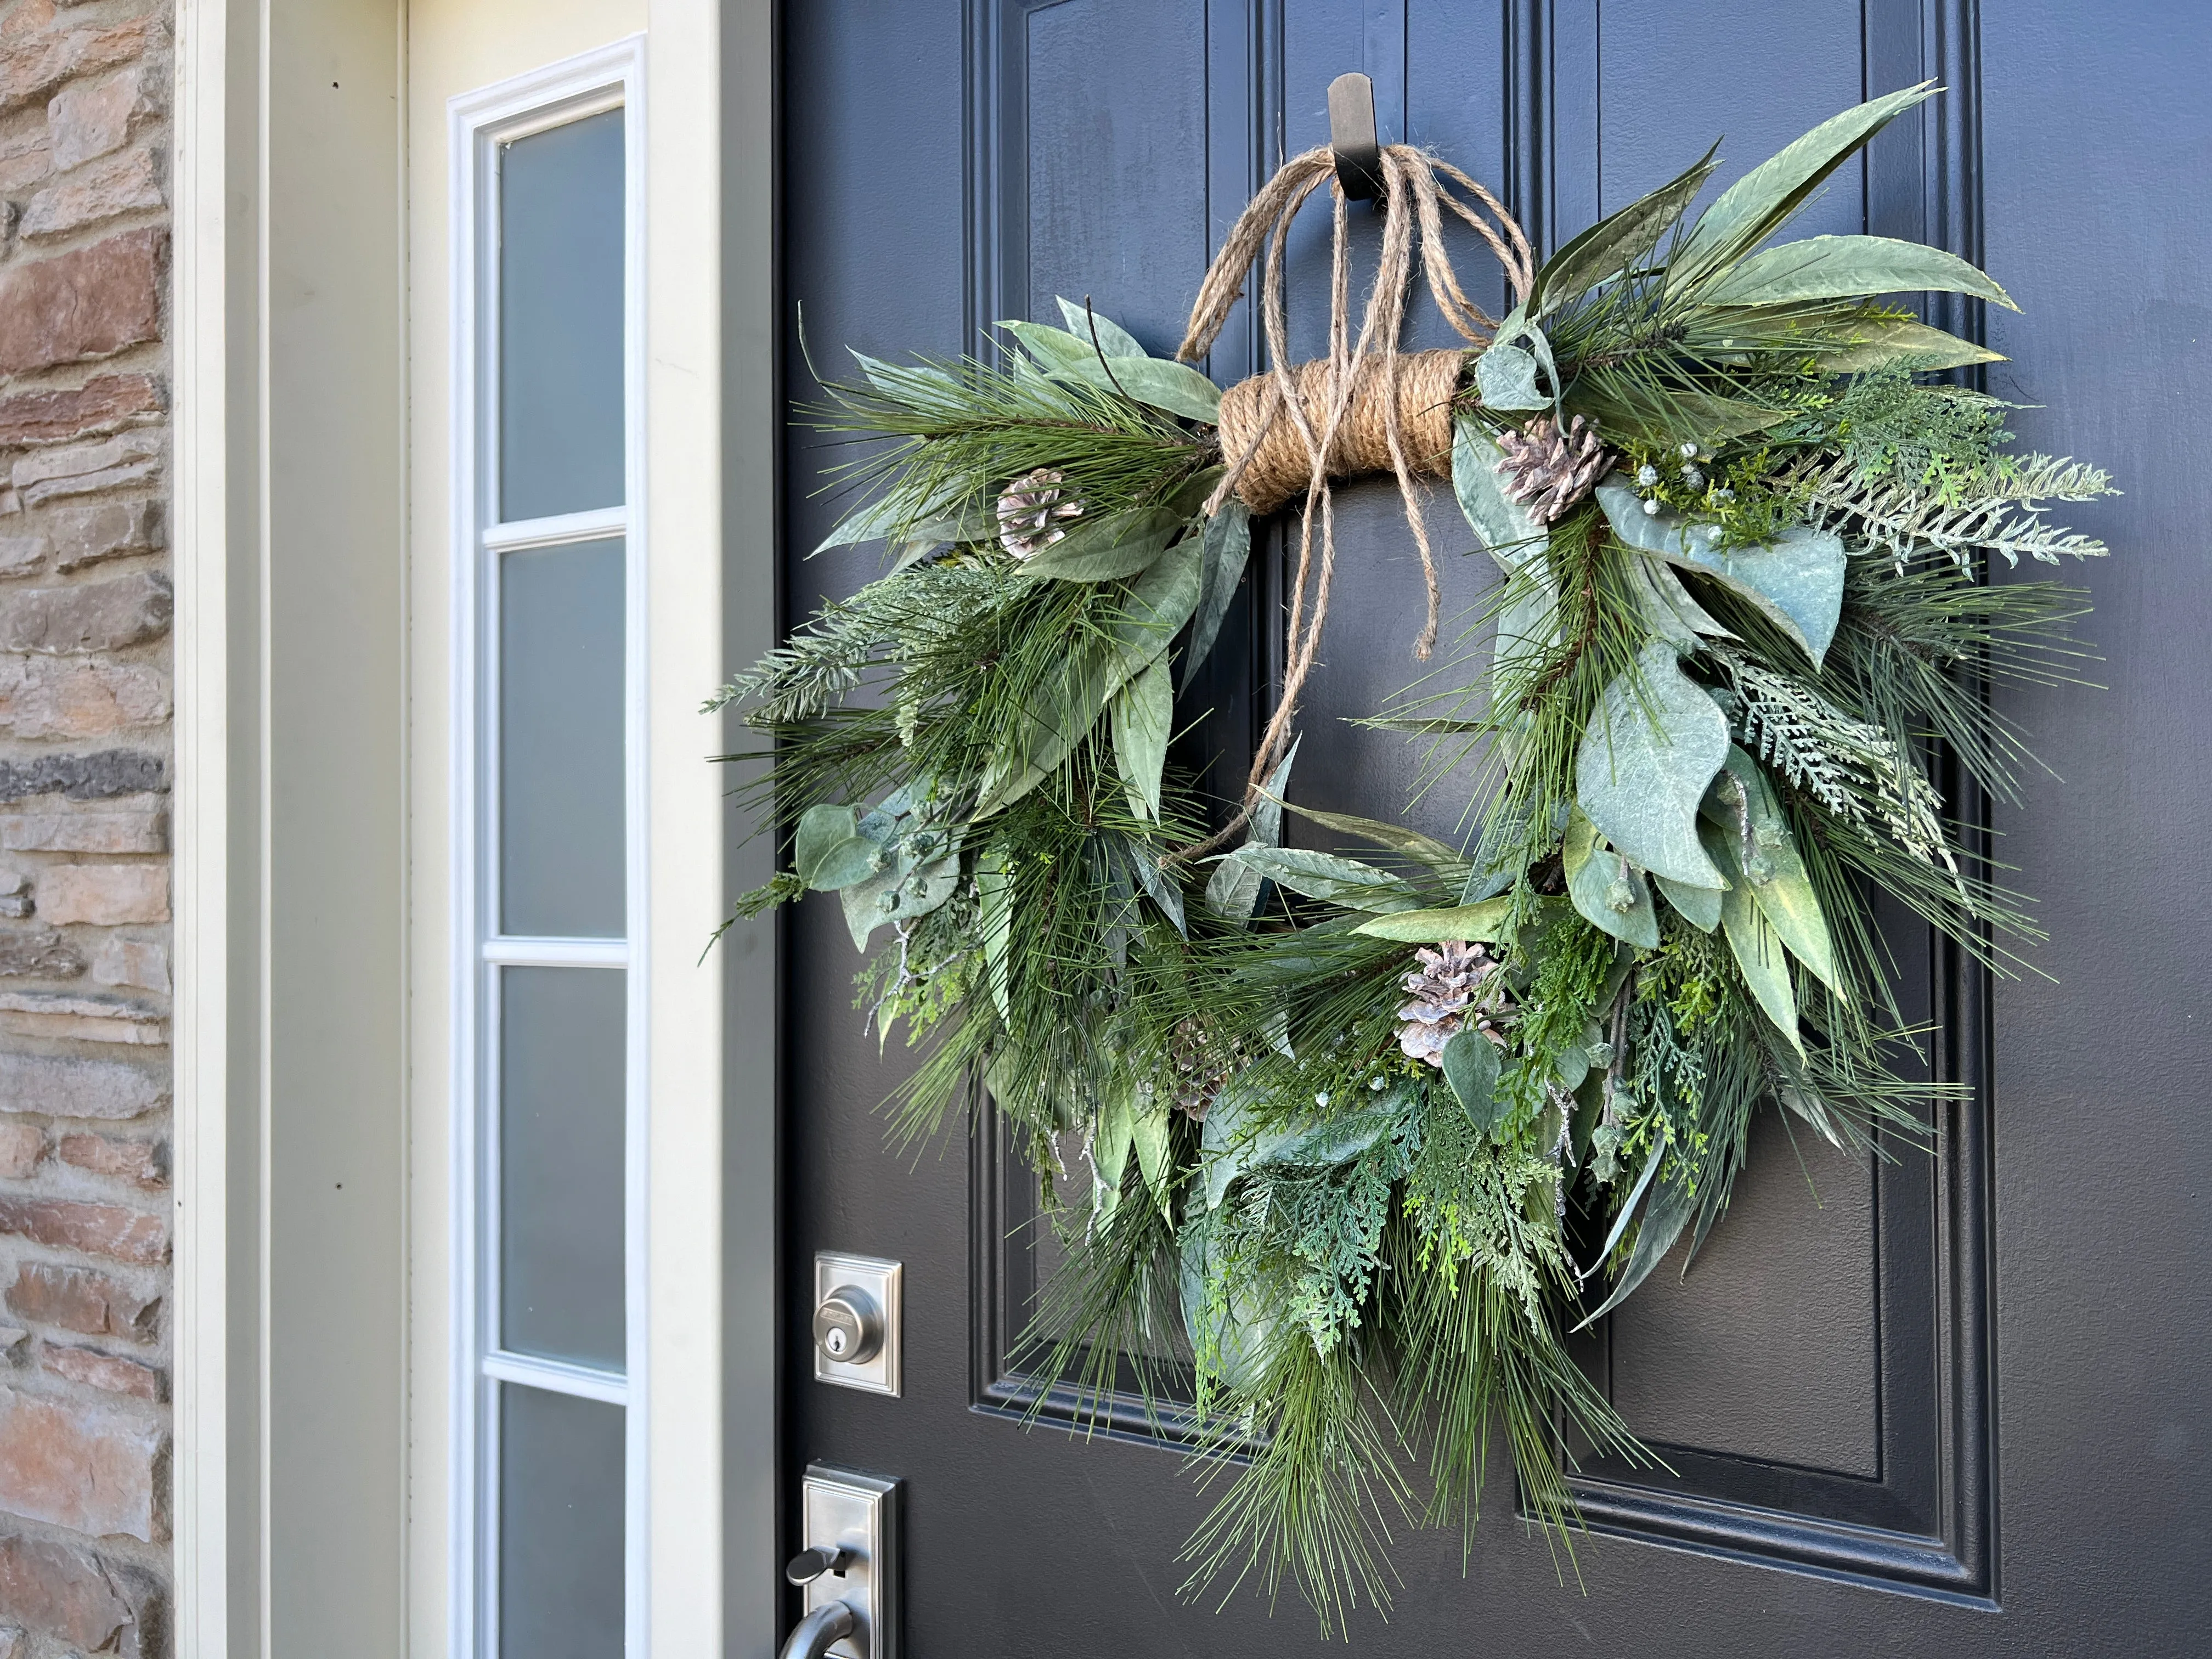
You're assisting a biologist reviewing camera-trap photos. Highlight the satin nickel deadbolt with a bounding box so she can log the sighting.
[813,1253,901,1395]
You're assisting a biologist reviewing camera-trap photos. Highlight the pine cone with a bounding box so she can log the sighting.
[1396,940,1510,1068]
[1167,1015,1244,1121]
[996,466,1083,559]
[1494,415,1610,523]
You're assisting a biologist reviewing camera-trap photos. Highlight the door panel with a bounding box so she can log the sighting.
[780,2,2210,1651]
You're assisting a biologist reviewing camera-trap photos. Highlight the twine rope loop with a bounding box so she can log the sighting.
[1169,143,1533,856]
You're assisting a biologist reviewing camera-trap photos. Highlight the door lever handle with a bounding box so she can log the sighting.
[784,1544,853,1586]
[777,1599,856,1659]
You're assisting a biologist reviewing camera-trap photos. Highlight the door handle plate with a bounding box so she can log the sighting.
[799,1464,899,1659]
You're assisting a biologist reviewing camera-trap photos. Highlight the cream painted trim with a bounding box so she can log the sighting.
[643,1,729,1649]
[172,0,248,1651]
[173,1,777,1652]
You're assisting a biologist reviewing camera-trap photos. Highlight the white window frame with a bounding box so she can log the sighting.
[448,37,650,1659]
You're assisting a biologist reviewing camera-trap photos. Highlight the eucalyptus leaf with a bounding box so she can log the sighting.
[1054,296,1147,357]
[1703,820,1802,1051]
[1654,873,1723,932]
[1531,144,1718,315]
[1451,413,1550,560]
[1701,748,1843,995]
[1597,476,1845,666]
[1182,502,1252,691]
[838,847,961,952]
[1567,380,1792,446]
[1474,341,1546,411]
[1441,1030,1504,1138]
[1700,234,2017,311]
[1110,653,1172,821]
[1586,1136,1668,1280]
[1017,505,1183,583]
[1625,552,1734,649]
[1576,640,1730,890]
[1668,82,1938,291]
[1223,847,1423,912]
[1563,808,1661,950]
[1351,897,1514,944]
[793,804,874,891]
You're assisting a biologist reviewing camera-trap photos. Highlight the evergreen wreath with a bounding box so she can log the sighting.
[717,83,2110,1628]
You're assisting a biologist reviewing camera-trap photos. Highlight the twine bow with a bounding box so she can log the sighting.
[1172,143,1533,855]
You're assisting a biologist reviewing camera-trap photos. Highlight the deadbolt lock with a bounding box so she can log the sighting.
[812,1253,902,1396]
[813,1285,884,1364]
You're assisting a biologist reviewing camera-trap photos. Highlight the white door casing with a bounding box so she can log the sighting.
[169,0,776,1652]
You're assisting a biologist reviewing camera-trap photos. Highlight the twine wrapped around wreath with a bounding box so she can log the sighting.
[1215,348,1464,515]
[1170,141,1534,853]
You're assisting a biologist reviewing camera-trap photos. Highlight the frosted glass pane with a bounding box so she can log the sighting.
[499,106,625,521]
[500,538,624,938]
[500,966,625,1368]
[499,1384,624,1658]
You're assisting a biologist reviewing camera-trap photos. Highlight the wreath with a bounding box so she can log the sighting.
[719,82,2110,1626]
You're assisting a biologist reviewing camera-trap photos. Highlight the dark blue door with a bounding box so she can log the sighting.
[780,4,2210,1651]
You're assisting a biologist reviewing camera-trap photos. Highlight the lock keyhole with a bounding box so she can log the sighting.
[812,1284,884,1366]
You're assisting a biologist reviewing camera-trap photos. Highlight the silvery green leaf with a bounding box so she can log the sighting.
[1699,234,2017,311]
[1814,316,2005,374]
[1226,847,1423,912]
[1577,1171,1696,1326]
[977,847,1013,1021]
[1205,738,1300,927]
[1451,413,1550,560]
[1554,1042,1590,1092]
[1204,850,1265,926]
[1441,1030,1504,1137]
[838,849,961,952]
[1475,341,1547,411]
[1092,1088,1135,1220]
[1531,143,1718,315]
[1182,501,1251,691]
[1351,898,1514,944]
[1703,820,1802,1051]
[973,540,1202,819]
[1017,506,1183,583]
[1576,640,1730,890]
[1054,296,1147,357]
[1266,797,1468,880]
[1278,1108,1396,1168]
[1701,748,1843,995]
[1125,837,1187,937]
[1179,1215,1280,1392]
[1110,653,1172,822]
[1669,82,1938,291]
[1131,1099,1173,1220]
[1624,552,1734,649]
[1002,319,1223,422]
[1564,808,1661,950]
[1097,356,1224,424]
[793,803,877,891]
[1598,476,1845,666]
[1584,1136,1668,1284]
[1655,873,1723,933]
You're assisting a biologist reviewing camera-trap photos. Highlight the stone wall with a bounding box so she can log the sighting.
[0,0,171,1652]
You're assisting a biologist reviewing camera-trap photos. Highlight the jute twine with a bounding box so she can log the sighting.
[1169,143,1533,857]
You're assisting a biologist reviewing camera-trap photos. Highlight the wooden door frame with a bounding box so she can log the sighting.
[170,0,779,1651]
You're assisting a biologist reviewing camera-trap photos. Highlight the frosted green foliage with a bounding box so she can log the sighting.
[1712,648,1951,867]
[1792,448,2115,570]
[1401,1114,1568,1333]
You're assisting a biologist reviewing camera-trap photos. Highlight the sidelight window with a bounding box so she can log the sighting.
[450,42,646,1659]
